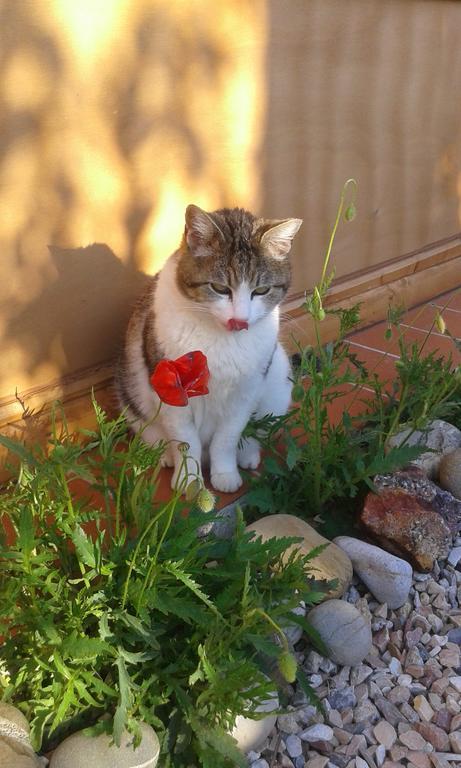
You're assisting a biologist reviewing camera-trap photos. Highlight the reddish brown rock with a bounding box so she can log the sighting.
[360,488,451,572]
[374,466,461,534]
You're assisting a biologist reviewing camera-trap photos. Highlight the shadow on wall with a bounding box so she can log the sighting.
[4,244,149,380]
[0,0,263,396]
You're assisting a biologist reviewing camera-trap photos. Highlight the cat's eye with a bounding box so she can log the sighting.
[252,286,271,297]
[210,283,232,296]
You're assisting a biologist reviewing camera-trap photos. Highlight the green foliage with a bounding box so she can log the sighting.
[0,401,326,766]
[245,181,461,530]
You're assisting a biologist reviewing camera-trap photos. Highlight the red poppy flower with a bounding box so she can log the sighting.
[150,351,210,406]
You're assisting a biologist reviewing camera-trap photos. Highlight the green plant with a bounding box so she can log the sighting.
[245,181,460,533]
[0,400,327,767]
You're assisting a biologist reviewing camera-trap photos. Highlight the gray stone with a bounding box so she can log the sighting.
[300,724,334,742]
[49,723,160,768]
[285,734,303,757]
[196,499,241,538]
[333,537,413,609]
[327,688,357,711]
[250,761,269,768]
[307,600,372,666]
[386,420,461,478]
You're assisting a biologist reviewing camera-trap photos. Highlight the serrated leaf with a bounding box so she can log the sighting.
[246,634,282,658]
[113,655,131,746]
[193,721,247,768]
[164,561,221,617]
[70,524,97,569]
[61,634,112,661]
[50,680,77,733]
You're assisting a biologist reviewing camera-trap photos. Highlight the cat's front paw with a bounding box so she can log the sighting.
[237,438,261,470]
[211,470,243,493]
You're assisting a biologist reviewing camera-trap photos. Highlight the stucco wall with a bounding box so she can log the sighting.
[1,0,460,399]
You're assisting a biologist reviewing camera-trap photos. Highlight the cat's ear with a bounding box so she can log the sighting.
[260,218,303,260]
[185,205,222,254]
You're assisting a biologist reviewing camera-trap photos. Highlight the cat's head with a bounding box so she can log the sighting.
[176,205,302,331]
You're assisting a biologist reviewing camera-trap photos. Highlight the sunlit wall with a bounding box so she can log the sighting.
[0,0,267,395]
[1,0,461,402]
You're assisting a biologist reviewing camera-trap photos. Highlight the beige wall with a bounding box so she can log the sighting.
[1,0,460,399]
[263,0,461,292]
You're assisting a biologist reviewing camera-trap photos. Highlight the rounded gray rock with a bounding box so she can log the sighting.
[49,723,160,768]
[307,599,372,666]
[439,448,461,500]
[387,419,461,478]
[333,536,413,609]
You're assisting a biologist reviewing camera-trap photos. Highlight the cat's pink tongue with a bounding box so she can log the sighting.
[227,318,249,332]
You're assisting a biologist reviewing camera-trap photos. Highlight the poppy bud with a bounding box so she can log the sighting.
[344,202,356,222]
[196,488,216,513]
[318,307,326,321]
[292,384,305,402]
[278,650,297,683]
[185,478,202,502]
[435,312,446,334]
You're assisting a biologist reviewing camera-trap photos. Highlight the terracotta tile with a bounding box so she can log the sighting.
[432,288,461,311]
[403,304,445,333]
[348,321,395,355]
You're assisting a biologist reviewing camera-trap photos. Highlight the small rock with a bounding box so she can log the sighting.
[373,695,406,726]
[447,627,461,645]
[301,725,334,743]
[439,644,460,668]
[334,537,413,609]
[307,600,372,666]
[432,710,451,733]
[408,753,432,768]
[286,734,303,758]
[413,695,435,722]
[251,761,270,768]
[448,676,461,693]
[277,714,301,734]
[449,732,461,754]
[386,420,461,478]
[415,723,450,752]
[304,758,329,768]
[439,448,461,500]
[328,688,357,711]
[399,730,429,751]
[373,721,397,748]
[448,547,461,567]
[246,515,353,598]
[387,685,411,704]
[49,723,160,768]
[375,744,386,766]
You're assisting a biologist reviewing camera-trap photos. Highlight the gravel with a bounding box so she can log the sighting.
[247,534,461,768]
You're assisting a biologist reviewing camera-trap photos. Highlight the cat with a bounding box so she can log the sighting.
[116,204,302,493]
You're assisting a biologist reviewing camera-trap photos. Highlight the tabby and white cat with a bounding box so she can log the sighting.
[116,205,302,493]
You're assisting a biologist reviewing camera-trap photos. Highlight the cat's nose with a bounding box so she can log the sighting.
[227,318,249,331]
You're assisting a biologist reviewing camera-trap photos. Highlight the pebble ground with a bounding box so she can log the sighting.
[248,537,461,768]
